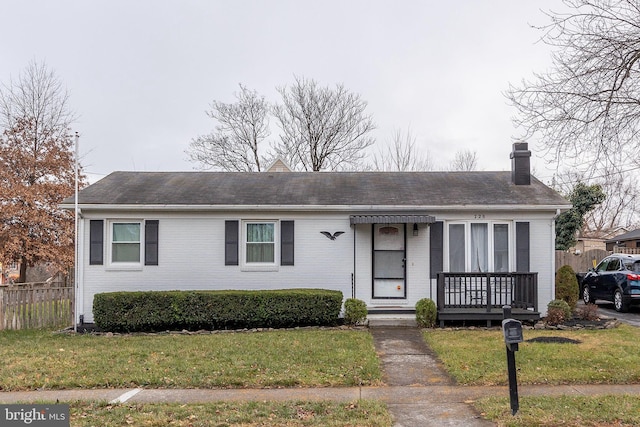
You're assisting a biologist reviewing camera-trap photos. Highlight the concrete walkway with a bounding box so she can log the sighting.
[370,326,493,426]
[2,326,640,426]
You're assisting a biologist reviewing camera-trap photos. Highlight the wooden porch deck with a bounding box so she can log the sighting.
[437,307,540,327]
[436,272,540,327]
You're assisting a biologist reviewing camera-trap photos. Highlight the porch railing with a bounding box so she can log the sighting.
[436,272,538,312]
[0,282,74,330]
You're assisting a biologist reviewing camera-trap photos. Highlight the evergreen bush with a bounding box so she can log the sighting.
[546,299,572,324]
[555,264,580,310]
[343,298,368,325]
[415,298,437,328]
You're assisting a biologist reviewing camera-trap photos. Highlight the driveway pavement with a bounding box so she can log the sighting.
[579,300,640,327]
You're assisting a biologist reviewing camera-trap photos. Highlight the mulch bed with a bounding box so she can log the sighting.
[533,317,620,331]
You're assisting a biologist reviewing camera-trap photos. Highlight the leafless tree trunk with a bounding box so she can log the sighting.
[370,128,433,171]
[448,149,478,171]
[272,77,375,171]
[187,84,270,171]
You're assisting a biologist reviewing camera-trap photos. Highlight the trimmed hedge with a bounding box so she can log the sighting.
[93,289,343,333]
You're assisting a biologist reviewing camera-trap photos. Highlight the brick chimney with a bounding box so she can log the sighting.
[510,142,531,185]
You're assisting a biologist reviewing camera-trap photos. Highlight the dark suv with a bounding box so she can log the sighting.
[582,254,640,312]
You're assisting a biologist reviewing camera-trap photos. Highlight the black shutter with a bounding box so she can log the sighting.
[145,220,159,266]
[89,220,104,265]
[516,222,530,272]
[430,221,443,279]
[225,220,239,265]
[281,220,295,266]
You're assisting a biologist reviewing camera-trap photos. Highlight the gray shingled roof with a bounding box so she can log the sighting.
[67,171,569,208]
[605,228,640,243]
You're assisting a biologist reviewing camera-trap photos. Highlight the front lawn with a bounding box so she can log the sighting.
[476,395,640,427]
[424,324,640,385]
[70,400,392,427]
[0,328,382,391]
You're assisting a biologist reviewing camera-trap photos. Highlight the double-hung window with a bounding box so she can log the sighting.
[89,219,158,267]
[447,222,511,272]
[109,221,142,267]
[243,221,277,268]
[226,220,293,268]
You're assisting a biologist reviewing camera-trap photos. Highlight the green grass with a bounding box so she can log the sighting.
[69,400,392,427]
[0,329,382,390]
[475,395,640,427]
[423,324,640,385]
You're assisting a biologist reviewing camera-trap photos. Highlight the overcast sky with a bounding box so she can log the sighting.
[1,1,563,183]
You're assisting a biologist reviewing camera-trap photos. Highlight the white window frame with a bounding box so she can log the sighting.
[445,221,513,272]
[106,220,144,270]
[241,220,279,271]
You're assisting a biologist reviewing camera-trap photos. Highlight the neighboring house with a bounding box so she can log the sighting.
[62,143,570,325]
[0,262,19,284]
[568,237,607,255]
[265,157,293,173]
[606,229,640,253]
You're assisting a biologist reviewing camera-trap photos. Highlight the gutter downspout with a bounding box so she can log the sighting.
[352,224,356,299]
[74,132,79,332]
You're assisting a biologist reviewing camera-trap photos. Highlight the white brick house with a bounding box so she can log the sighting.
[63,143,570,325]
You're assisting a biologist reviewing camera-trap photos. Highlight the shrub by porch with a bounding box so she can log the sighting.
[93,289,343,332]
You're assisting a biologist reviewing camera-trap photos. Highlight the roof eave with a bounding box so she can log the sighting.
[61,203,573,213]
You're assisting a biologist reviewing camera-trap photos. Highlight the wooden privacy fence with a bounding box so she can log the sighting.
[556,249,608,273]
[0,282,74,330]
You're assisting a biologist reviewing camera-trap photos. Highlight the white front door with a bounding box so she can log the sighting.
[373,223,406,299]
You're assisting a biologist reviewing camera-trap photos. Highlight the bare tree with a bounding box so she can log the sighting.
[187,84,270,171]
[370,128,433,171]
[448,149,478,171]
[272,77,375,171]
[0,61,83,282]
[0,60,75,139]
[585,173,640,237]
[506,0,640,170]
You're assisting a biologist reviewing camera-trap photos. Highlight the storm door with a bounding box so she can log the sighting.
[372,223,406,298]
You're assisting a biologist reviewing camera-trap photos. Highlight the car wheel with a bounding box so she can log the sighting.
[614,289,629,313]
[583,285,592,304]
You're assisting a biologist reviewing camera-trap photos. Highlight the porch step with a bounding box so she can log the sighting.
[367,313,417,328]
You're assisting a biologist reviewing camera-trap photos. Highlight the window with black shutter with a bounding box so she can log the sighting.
[225,220,239,265]
[89,220,104,265]
[516,222,530,272]
[281,220,294,266]
[145,220,159,266]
